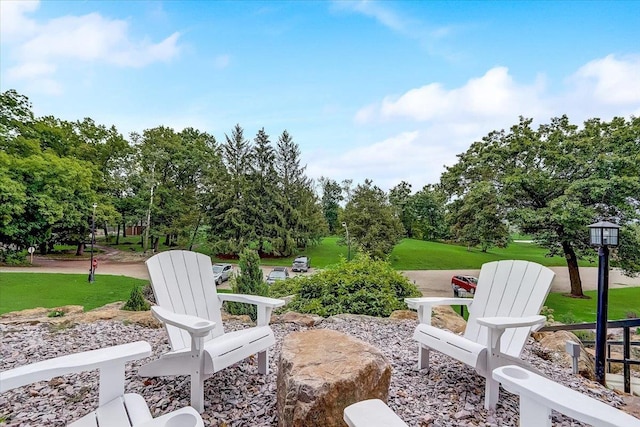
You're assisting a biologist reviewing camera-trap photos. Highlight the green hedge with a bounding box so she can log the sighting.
[270,254,421,317]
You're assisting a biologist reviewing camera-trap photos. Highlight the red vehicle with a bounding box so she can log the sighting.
[451,275,478,296]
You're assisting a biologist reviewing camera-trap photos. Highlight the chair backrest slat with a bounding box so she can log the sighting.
[146,251,225,350]
[464,260,554,358]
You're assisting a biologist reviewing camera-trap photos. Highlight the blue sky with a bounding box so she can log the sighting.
[2,0,639,191]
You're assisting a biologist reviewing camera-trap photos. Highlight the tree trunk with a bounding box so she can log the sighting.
[76,242,85,256]
[122,220,127,238]
[562,241,584,297]
[116,223,121,245]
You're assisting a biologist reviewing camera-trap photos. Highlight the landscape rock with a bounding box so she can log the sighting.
[389,310,417,320]
[533,330,596,380]
[430,305,467,334]
[277,329,392,427]
[0,302,161,328]
[273,311,324,327]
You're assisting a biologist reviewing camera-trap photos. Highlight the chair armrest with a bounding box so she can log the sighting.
[405,297,474,325]
[151,306,216,337]
[493,365,640,427]
[137,406,204,427]
[476,315,545,330]
[405,297,474,310]
[217,293,285,308]
[0,341,151,392]
[218,293,285,327]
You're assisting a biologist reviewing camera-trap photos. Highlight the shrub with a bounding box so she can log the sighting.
[540,306,555,323]
[123,286,150,311]
[47,309,65,318]
[271,253,421,317]
[225,248,269,321]
[1,249,26,265]
[558,311,578,325]
[573,330,595,343]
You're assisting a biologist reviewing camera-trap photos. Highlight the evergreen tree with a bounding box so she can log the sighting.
[210,124,253,254]
[226,248,269,321]
[247,128,282,254]
[318,176,343,234]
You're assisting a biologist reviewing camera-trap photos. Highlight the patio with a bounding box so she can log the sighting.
[0,315,630,426]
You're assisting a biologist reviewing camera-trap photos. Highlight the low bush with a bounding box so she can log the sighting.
[123,286,150,311]
[1,249,26,265]
[558,311,578,325]
[47,309,65,318]
[270,254,421,317]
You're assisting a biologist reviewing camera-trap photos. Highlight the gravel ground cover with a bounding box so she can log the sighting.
[0,317,628,426]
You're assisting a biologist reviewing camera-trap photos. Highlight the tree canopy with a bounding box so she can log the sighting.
[441,115,640,296]
[0,90,326,259]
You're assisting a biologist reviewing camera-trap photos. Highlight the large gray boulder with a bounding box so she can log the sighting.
[277,329,391,427]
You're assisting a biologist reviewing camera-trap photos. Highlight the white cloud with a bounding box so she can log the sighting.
[0,0,39,42]
[306,130,460,191]
[340,55,640,191]
[361,66,547,123]
[569,54,640,105]
[332,0,450,45]
[2,1,182,93]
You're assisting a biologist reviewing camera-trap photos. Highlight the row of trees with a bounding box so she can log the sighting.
[314,115,640,297]
[1,90,325,257]
[2,89,639,296]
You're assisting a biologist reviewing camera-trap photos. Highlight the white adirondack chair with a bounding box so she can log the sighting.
[139,250,285,413]
[405,260,555,410]
[344,399,408,427]
[0,341,203,427]
[493,365,640,427]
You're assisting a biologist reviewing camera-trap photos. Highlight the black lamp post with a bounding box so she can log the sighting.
[588,220,620,385]
[342,222,351,261]
[89,203,97,283]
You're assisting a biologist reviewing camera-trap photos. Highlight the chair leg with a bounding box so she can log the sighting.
[484,376,499,410]
[418,345,430,370]
[257,350,269,375]
[519,396,552,427]
[190,337,206,413]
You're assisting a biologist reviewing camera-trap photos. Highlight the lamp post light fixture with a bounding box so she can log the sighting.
[342,222,351,261]
[588,220,621,386]
[89,203,97,283]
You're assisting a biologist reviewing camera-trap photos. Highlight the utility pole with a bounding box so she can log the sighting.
[88,203,97,283]
[144,165,155,254]
[342,222,351,261]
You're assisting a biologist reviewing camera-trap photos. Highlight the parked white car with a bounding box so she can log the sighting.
[212,263,233,286]
[292,256,310,272]
[265,267,290,285]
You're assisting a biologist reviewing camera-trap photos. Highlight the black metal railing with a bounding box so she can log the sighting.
[539,318,640,393]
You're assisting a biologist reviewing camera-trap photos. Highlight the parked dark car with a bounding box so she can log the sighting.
[451,275,478,296]
[266,267,290,285]
[292,256,310,272]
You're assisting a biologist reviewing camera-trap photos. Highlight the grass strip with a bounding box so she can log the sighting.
[0,273,148,314]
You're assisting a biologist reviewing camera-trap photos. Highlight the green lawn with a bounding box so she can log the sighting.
[1,271,638,323]
[0,273,148,314]
[100,235,593,271]
[218,238,591,270]
[543,287,640,323]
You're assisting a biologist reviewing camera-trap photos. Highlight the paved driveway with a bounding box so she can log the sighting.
[2,256,638,297]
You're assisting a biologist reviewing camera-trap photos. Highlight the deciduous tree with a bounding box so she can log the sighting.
[442,116,640,296]
[341,179,404,259]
